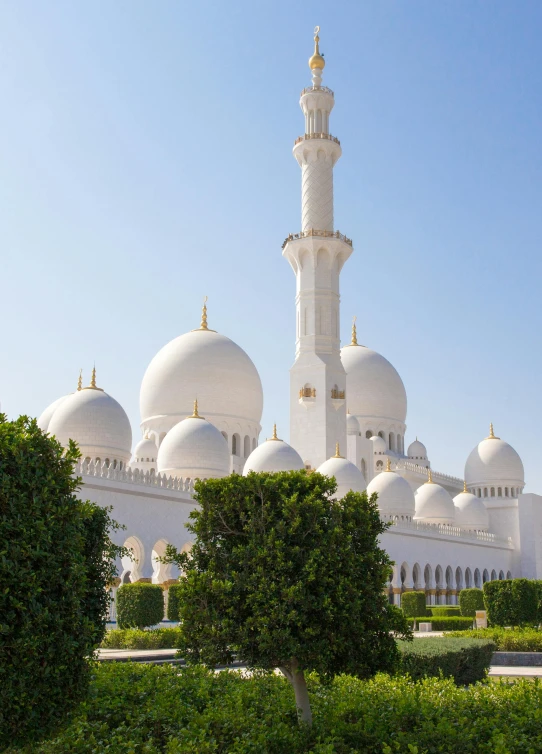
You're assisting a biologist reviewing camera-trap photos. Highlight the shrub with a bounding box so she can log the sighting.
[429,606,461,617]
[116,583,164,629]
[166,583,182,622]
[449,627,542,652]
[401,590,428,617]
[10,661,542,754]
[459,587,485,617]
[101,627,184,649]
[409,616,474,631]
[0,415,123,750]
[397,637,495,684]
[484,579,540,627]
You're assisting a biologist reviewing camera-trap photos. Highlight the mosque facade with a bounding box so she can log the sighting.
[36,31,542,611]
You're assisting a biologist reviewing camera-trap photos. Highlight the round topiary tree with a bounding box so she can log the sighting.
[162,470,411,725]
[117,583,165,629]
[0,415,124,749]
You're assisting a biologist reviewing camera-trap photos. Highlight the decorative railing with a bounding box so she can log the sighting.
[75,459,194,495]
[300,85,334,97]
[397,460,463,487]
[299,387,316,398]
[331,388,345,399]
[282,229,353,250]
[294,133,340,146]
[380,515,513,547]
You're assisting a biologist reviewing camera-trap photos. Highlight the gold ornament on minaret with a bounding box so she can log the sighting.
[309,26,325,70]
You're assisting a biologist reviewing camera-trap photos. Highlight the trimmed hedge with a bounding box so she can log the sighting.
[397,637,495,684]
[10,661,541,754]
[429,606,461,617]
[449,627,542,652]
[401,590,428,617]
[116,583,164,629]
[410,616,474,631]
[483,579,540,627]
[101,627,183,649]
[459,587,485,617]
[166,583,182,622]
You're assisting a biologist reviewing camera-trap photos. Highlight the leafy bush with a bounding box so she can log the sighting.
[409,616,474,631]
[484,579,539,627]
[0,415,123,750]
[449,627,542,652]
[8,661,542,754]
[401,590,428,617]
[397,637,495,684]
[101,627,183,649]
[166,583,182,622]
[116,583,164,629]
[459,587,485,617]
[429,606,461,616]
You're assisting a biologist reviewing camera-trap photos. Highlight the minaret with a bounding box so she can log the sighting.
[282,28,353,469]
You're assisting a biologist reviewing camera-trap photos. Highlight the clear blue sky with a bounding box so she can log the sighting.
[1,1,541,490]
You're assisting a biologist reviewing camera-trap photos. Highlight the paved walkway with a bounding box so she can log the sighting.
[489,666,542,678]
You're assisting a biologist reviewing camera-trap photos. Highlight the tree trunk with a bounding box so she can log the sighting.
[279,658,312,726]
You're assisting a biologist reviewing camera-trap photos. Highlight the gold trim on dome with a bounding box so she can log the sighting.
[309,26,325,70]
[268,423,281,441]
[486,423,500,440]
[83,366,104,392]
[189,399,204,419]
[334,442,342,458]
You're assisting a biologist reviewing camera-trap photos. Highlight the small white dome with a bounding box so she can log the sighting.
[465,425,524,488]
[367,468,415,518]
[370,435,387,454]
[341,344,407,424]
[414,477,456,525]
[316,453,366,499]
[157,412,230,480]
[346,413,361,436]
[48,382,132,465]
[37,394,71,432]
[132,435,158,463]
[243,428,304,475]
[453,488,489,531]
[408,439,427,460]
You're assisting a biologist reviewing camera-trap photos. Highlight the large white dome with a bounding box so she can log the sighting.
[140,327,263,433]
[48,380,132,465]
[414,476,456,525]
[243,428,304,475]
[316,452,366,499]
[465,425,524,488]
[453,486,489,531]
[37,394,71,432]
[341,344,407,423]
[157,412,230,480]
[367,466,415,518]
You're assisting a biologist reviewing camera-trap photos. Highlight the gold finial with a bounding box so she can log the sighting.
[427,467,433,484]
[83,364,104,391]
[334,442,342,458]
[77,369,83,391]
[309,26,325,70]
[268,423,280,441]
[463,479,468,493]
[351,316,358,346]
[190,399,204,419]
[200,296,208,330]
[486,422,500,440]
[386,457,392,472]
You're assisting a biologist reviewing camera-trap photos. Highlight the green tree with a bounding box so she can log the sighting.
[162,470,410,725]
[0,415,124,748]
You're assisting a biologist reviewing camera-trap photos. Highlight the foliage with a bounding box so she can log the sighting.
[7,662,542,754]
[409,616,474,631]
[161,470,411,724]
[449,627,542,652]
[459,587,485,617]
[166,583,182,622]
[484,579,540,627]
[397,637,495,685]
[401,591,428,618]
[101,627,184,649]
[0,415,123,749]
[116,583,164,630]
[429,606,462,617]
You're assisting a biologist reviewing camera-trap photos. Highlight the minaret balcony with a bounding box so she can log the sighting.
[300,85,334,97]
[282,229,353,250]
[299,386,316,409]
[331,388,345,410]
[294,133,340,147]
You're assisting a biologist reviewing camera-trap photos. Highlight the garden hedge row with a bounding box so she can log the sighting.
[459,587,485,617]
[101,627,184,649]
[428,606,461,617]
[10,659,538,754]
[449,627,542,652]
[397,637,495,685]
[409,616,474,631]
[116,583,164,629]
[483,579,542,627]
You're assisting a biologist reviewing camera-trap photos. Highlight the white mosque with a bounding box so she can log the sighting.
[36,31,541,610]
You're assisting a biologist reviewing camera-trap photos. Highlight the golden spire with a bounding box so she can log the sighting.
[200,296,208,330]
[486,422,500,440]
[268,423,280,441]
[386,457,392,472]
[463,479,468,493]
[77,369,83,391]
[427,467,433,484]
[334,442,342,458]
[189,399,204,419]
[83,364,103,391]
[351,316,358,346]
[308,26,325,70]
